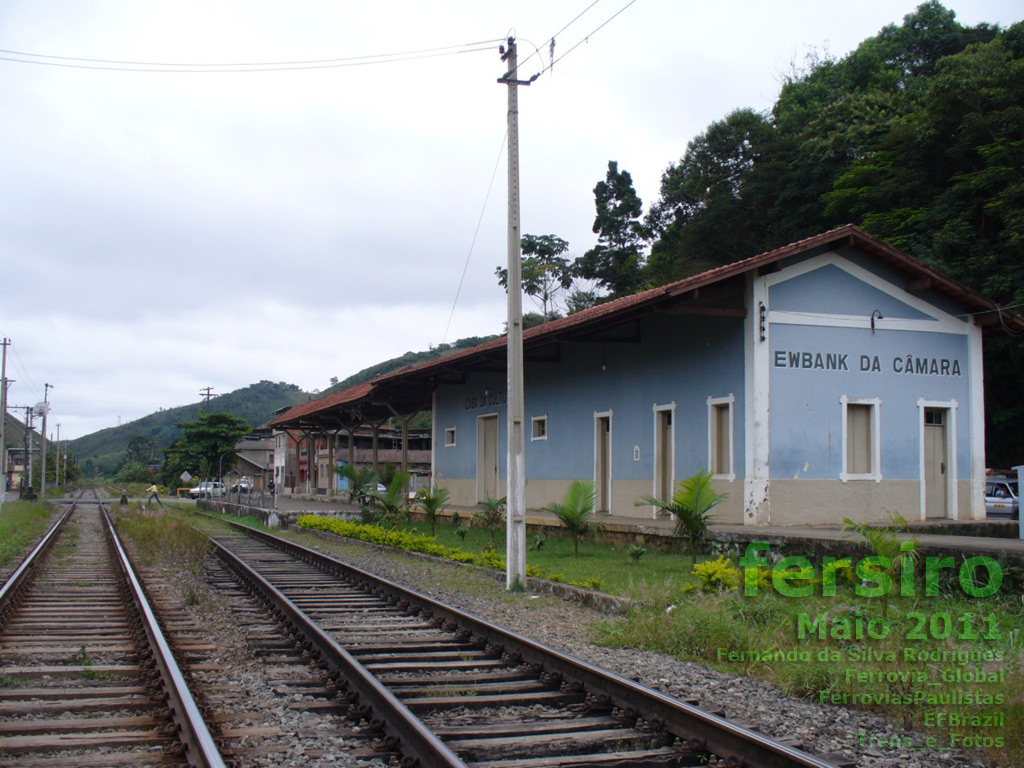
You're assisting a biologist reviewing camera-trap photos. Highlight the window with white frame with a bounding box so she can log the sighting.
[531,415,548,441]
[444,427,456,447]
[707,395,735,480]
[841,396,882,481]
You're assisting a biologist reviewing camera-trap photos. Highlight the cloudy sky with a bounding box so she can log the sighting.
[1,1,1019,440]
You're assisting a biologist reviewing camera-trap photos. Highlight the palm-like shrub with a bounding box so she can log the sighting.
[636,469,726,562]
[336,464,381,514]
[473,496,506,549]
[369,470,412,526]
[416,486,450,536]
[541,480,605,557]
[842,512,920,618]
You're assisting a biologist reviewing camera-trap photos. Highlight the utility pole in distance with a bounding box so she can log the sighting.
[39,384,51,496]
[498,38,537,590]
[0,338,9,504]
[21,405,34,499]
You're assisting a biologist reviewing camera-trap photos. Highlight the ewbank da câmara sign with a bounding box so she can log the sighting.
[774,349,962,377]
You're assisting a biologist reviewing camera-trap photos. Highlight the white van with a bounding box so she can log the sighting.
[189,481,227,499]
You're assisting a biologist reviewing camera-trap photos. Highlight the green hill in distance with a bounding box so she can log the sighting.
[69,333,500,475]
[68,380,309,475]
[321,334,499,396]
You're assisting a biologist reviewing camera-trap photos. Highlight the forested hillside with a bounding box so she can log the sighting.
[69,333,500,477]
[322,334,499,396]
[531,2,1022,465]
[69,380,308,476]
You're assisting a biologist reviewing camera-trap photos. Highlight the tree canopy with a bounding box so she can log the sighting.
[593,3,1023,465]
[494,3,1021,462]
[161,410,251,486]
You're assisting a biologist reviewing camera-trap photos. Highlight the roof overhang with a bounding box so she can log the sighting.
[270,225,1023,431]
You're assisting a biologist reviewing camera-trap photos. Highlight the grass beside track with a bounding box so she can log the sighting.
[0,499,55,568]
[113,503,210,573]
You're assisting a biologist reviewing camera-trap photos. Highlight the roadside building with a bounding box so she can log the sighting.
[272,226,1023,525]
[2,411,29,492]
[230,429,275,491]
[271,418,431,497]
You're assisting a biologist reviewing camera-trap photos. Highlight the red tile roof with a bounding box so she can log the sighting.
[271,224,1022,428]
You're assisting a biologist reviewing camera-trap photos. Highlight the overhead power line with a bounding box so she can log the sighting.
[535,0,641,78]
[442,127,510,346]
[0,39,503,73]
[518,0,603,71]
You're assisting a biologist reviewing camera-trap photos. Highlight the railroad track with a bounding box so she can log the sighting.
[200,515,842,768]
[0,489,224,768]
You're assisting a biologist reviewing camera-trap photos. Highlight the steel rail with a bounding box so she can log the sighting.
[222,519,840,768]
[210,534,469,768]
[103,504,228,768]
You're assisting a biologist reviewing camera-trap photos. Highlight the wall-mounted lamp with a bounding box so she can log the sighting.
[870,310,883,333]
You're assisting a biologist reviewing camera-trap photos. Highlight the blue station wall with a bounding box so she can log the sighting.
[434,311,747,508]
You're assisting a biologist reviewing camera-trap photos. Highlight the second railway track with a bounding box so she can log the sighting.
[197,514,841,768]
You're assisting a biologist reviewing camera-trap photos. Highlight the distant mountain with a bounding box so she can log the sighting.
[69,334,501,475]
[68,380,309,475]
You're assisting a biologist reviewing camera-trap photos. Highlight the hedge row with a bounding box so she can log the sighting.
[297,514,507,571]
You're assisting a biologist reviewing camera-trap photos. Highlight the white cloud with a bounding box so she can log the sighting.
[1,0,1019,438]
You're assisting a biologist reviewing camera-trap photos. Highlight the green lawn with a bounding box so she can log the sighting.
[373,518,699,595]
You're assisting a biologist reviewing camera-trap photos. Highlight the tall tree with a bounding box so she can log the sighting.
[574,161,648,297]
[124,434,158,464]
[646,109,775,283]
[639,2,1021,462]
[162,411,251,485]
[495,234,573,320]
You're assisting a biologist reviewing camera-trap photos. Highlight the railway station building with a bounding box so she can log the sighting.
[272,225,1023,526]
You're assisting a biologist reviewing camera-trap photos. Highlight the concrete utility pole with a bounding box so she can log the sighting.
[498,37,536,589]
[22,405,34,499]
[0,338,8,504]
[40,384,51,496]
[200,386,216,405]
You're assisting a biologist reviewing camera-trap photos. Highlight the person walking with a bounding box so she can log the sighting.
[146,483,163,507]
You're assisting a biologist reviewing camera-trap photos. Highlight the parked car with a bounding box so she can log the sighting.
[985,476,1018,519]
[189,481,227,499]
[231,476,254,493]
